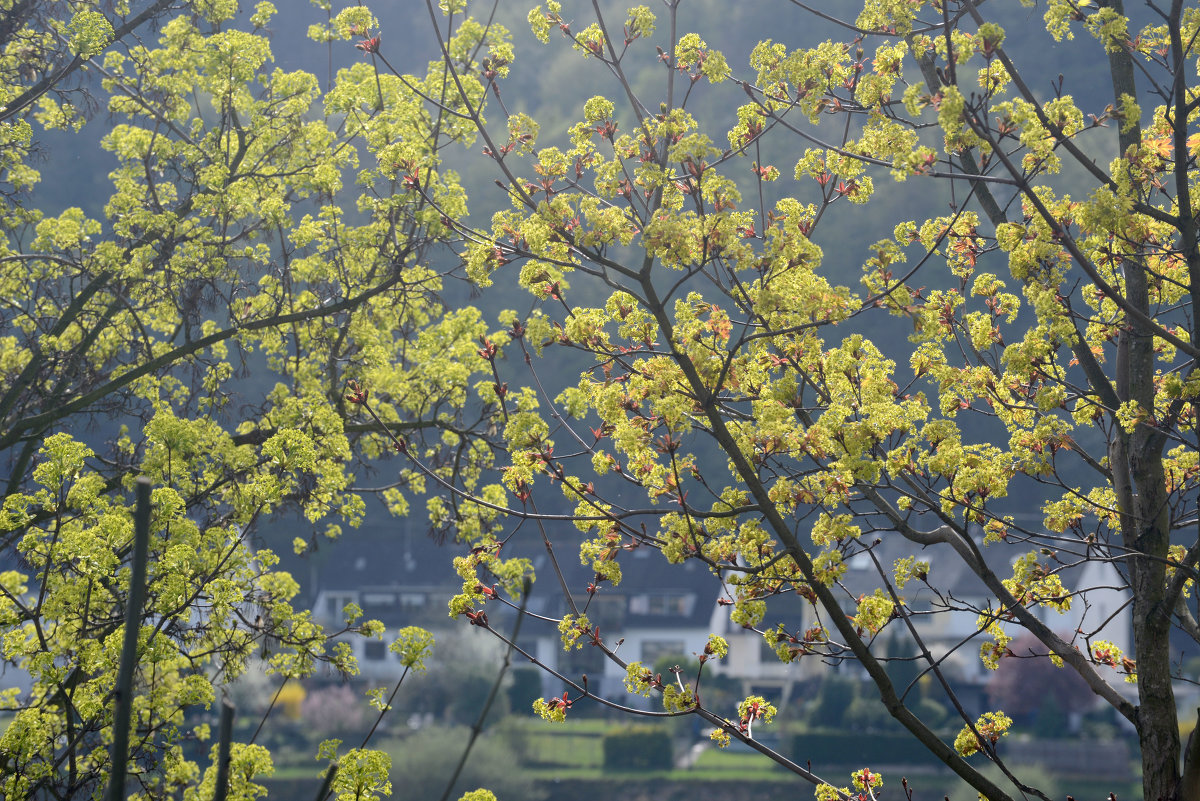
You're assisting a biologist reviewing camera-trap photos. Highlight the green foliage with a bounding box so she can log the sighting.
[457,791,498,801]
[64,10,113,59]
[0,3,491,798]
[6,1,1200,800]
[391,626,435,671]
[417,0,1200,799]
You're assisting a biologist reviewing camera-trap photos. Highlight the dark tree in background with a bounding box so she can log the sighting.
[985,633,1097,734]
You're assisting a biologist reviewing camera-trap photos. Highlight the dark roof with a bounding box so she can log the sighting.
[838,533,991,600]
[258,502,1057,635]
[255,502,724,630]
[538,545,722,629]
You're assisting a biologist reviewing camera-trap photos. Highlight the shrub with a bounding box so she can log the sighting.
[388,726,543,801]
[913,697,949,731]
[507,667,543,716]
[806,676,857,729]
[843,692,897,733]
[300,684,370,737]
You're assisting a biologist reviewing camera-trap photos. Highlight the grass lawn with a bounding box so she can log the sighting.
[519,725,605,768]
[269,764,324,781]
[518,718,612,734]
[267,726,1138,793]
[691,748,782,771]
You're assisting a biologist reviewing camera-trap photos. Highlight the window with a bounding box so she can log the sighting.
[361,592,396,615]
[560,641,605,675]
[325,594,357,619]
[589,595,626,628]
[629,592,695,617]
[760,635,777,664]
[846,553,871,571]
[364,640,387,661]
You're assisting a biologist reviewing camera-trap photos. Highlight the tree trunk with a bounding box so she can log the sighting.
[1096,2,1182,797]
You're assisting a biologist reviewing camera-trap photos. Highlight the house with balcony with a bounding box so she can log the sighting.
[709,527,1134,712]
[279,512,1134,713]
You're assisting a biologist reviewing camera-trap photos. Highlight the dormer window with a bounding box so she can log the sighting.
[325,593,358,618]
[400,593,426,611]
[630,592,695,616]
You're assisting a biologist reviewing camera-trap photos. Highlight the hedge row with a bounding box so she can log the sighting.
[603,726,674,771]
[790,731,942,767]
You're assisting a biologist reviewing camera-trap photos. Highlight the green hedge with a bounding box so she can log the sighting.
[790,730,942,767]
[603,726,674,771]
[506,667,543,714]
